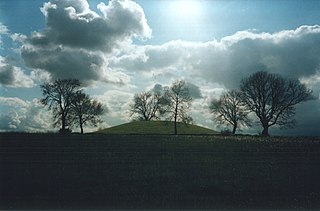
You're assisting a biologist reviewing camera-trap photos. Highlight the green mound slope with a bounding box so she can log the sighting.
[96,121,219,135]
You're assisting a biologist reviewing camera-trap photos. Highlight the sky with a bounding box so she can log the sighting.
[0,0,320,135]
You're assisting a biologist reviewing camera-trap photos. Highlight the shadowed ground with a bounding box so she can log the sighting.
[1,133,320,209]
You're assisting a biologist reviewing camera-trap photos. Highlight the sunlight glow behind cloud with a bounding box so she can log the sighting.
[169,0,202,18]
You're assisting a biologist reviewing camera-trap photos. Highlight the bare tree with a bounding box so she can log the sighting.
[71,91,104,134]
[163,80,193,135]
[40,79,81,133]
[240,71,312,136]
[209,90,251,134]
[130,91,164,121]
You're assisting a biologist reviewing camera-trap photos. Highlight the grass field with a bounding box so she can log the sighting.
[95,121,219,135]
[1,133,320,209]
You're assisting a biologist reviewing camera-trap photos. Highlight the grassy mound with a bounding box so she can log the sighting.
[95,121,219,135]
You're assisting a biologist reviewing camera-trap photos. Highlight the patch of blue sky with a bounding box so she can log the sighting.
[0,0,45,35]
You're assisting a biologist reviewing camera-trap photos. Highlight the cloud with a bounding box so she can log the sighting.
[0,23,8,34]
[185,82,202,99]
[300,71,320,98]
[0,96,29,107]
[152,83,163,93]
[94,89,134,125]
[108,41,189,75]
[110,25,320,88]
[0,22,8,45]
[0,56,34,88]
[150,81,202,99]
[0,23,34,88]
[21,0,151,84]
[0,96,110,133]
[0,98,53,132]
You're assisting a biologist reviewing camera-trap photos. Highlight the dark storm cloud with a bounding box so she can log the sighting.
[21,0,151,84]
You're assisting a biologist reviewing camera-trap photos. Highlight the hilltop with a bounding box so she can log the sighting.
[95,121,219,135]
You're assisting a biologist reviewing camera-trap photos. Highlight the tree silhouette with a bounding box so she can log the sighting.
[130,91,164,121]
[40,79,81,133]
[240,71,312,136]
[210,90,251,134]
[71,91,104,134]
[162,80,193,135]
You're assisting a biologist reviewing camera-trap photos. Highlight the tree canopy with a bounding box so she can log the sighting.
[71,91,104,134]
[40,79,104,133]
[40,79,81,133]
[240,71,312,136]
[162,80,193,135]
[210,90,251,134]
[130,91,164,121]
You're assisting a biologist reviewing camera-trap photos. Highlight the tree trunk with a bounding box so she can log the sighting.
[80,116,84,134]
[174,121,177,135]
[174,112,178,135]
[80,124,84,134]
[260,119,270,136]
[174,102,178,135]
[232,123,237,134]
[61,114,66,130]
[261,126,269,136]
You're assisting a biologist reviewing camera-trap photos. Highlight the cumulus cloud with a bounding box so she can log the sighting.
[0,98,53,132]
[110,25,320,88]
[207,25,320,86]
[21,0,151,84]
[0,56,34,88]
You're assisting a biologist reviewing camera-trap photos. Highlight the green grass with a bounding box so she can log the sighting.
[95,120,219,135]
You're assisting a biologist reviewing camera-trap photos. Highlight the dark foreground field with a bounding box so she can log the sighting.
[1,133,320,209]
